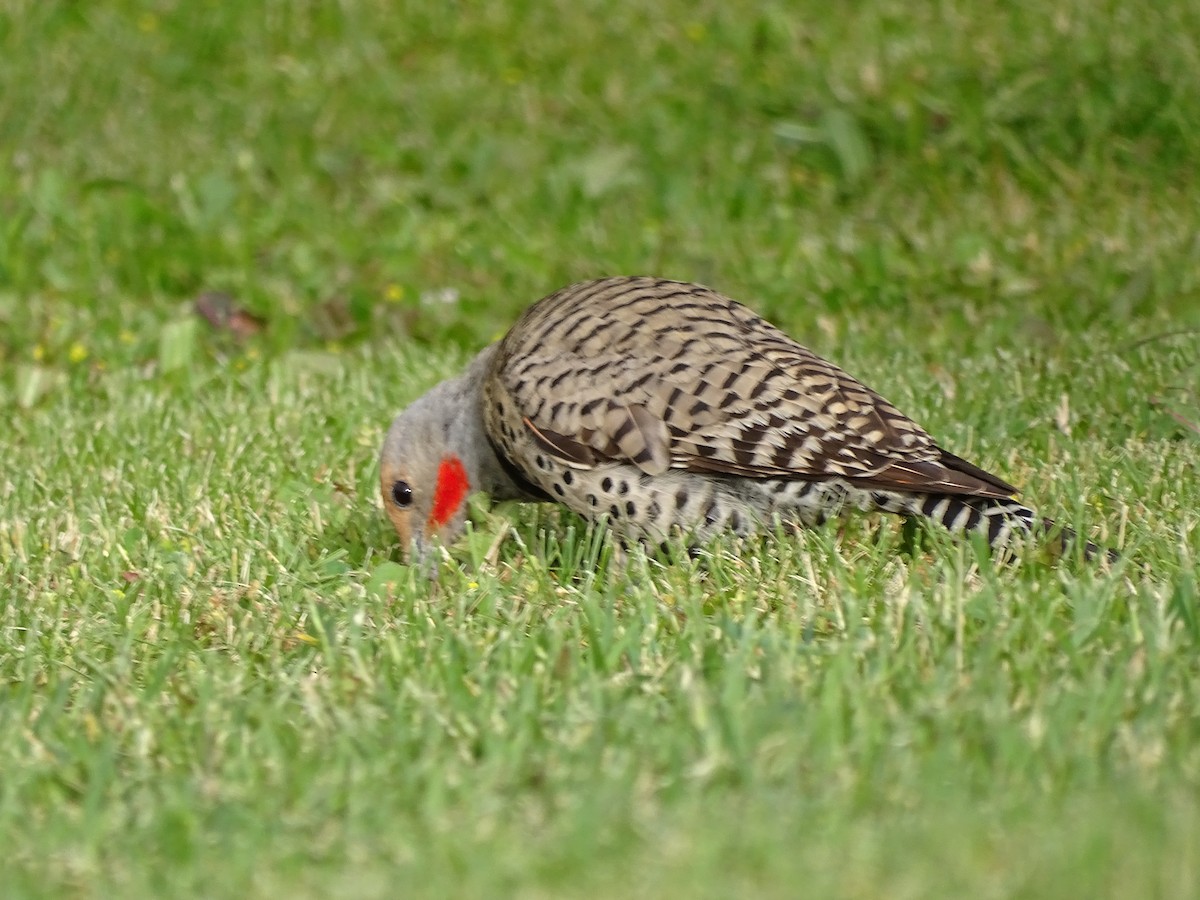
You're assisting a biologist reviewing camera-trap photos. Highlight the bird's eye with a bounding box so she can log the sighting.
[391,480,414,508]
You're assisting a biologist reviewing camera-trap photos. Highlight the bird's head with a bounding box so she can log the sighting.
[379,394,476,565]
[379,346,523,566]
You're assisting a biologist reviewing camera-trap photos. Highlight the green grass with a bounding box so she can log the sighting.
[2,0,1200,896]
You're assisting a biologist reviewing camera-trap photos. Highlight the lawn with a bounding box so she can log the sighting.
[2,1,1199,896]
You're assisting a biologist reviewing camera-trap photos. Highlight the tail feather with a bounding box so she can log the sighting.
[909,493,1117,563]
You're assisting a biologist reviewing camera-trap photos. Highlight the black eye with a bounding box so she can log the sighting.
[391,480,414,508]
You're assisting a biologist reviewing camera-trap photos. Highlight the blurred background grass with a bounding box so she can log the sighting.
[2,0,1198,368]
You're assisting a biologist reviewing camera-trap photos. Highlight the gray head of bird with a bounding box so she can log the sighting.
[378,346,521,566]
[379,390,479,567]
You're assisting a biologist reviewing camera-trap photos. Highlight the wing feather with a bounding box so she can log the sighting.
[484,277,1018,499]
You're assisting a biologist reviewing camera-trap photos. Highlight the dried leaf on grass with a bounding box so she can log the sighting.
[194,291,266,339]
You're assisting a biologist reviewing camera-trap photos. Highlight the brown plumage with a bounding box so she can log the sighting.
[380,276,1112,564]
[485,277,1015,493]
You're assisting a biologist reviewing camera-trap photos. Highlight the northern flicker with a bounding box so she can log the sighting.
[380,276,1112,564]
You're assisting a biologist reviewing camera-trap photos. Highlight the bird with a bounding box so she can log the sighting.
[379,276,1113,565]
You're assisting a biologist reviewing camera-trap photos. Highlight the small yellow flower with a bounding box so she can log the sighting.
[119,330,135,344]
[684,22,706,41]
[467,581,479,590]
[68,342,88,363]
[384,283,404,303]
[138,12,159,32]
[32,344,45,361]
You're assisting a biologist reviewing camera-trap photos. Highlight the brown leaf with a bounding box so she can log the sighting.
[194,291,266,339]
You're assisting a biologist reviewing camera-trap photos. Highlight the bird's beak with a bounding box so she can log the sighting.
[406,533,442,580]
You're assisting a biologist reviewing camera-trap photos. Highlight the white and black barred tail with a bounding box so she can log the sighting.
[909,493,1117,563]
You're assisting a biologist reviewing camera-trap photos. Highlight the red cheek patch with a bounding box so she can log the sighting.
[428,456,470,530]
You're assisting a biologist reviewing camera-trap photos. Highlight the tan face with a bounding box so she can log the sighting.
[380,461,416,556]
[380,453,472,562]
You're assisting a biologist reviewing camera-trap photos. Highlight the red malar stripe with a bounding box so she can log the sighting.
[429,456,470,529]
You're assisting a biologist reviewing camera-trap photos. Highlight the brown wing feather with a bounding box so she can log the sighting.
[522,416,597,467]
[485,277,1018,499]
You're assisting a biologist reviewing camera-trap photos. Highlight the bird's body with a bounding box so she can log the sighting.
[380,277,1106,562]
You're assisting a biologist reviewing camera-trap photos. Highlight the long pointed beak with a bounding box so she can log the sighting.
[407,535,441,580]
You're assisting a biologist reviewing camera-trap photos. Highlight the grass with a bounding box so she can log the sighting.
[2,0,1199,896]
